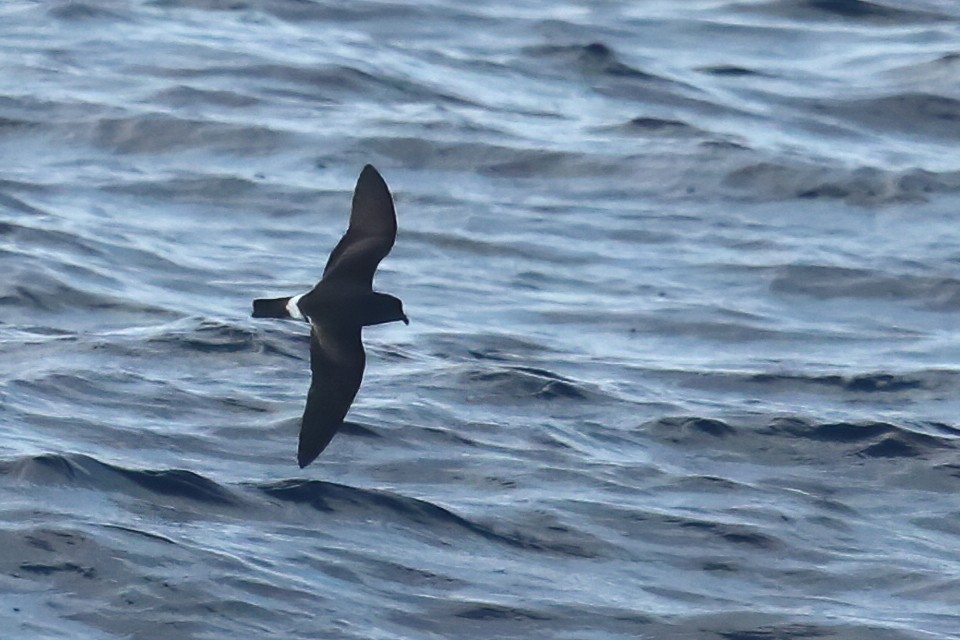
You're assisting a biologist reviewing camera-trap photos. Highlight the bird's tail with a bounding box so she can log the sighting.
[252,296,293,319]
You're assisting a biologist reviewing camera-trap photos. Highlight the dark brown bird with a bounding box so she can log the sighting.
[253,165,407,467]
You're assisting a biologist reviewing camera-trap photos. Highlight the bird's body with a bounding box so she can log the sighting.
[253,165,407,468]
[255,285,404,328]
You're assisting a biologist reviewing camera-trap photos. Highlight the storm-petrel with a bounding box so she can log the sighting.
[253,165,407,468]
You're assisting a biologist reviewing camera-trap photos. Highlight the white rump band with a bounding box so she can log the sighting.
[286,294,305,320]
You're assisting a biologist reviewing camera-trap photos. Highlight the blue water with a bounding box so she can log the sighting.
[3,1,960,638]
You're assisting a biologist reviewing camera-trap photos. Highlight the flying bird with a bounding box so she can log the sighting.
[253,165,407,468]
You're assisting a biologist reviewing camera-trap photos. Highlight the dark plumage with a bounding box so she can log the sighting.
[253,165,407,467]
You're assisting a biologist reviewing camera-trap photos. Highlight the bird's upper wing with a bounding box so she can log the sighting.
[297,323,366,468]
[321,165,397,289]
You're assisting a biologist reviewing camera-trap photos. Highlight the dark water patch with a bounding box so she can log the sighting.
[406,600,656,638]
[578,498,785,553]
[2,453,239,505]
[25,534,56,552]
[817,93,960,139]
[149,85,260,108]
[104,175,262,206]
[0,94,115,124]
[363,137,621,179]
[150,319,272,354]
[749,371,935,393]
[523,41,730,113]
[802,0,921,19]
[644,417,737,443]
[143,61,473,107]
[260,479,489,530]
[858,438,919,458]
[258,480,600,557]
[526,42,664,82]
[462,365,590,402]
[338,420,385,440]
[2,453,85,483]
[13,371,179,413]
[725,161,960,204]
[363,557,466,590]
[927,422,960,438]
[404,227,594,265]
[663,475,747,493]
[100,524,177,545]
[18,562,96,578]
[411,424,482,451]
[888,53,960,91]
[402,226,511,258]
[717,623,833,639]
[765,418,955,457]
[677,519,780,550]
[0,272,67,313]
[700,138,753,152]
[455,603,550,621]
[766,419,894,443]
[0,221,104,258]
[0,192,48,216]
[146,0,464,27]
[428,331,552,363]
[606,116,705,138]
[112,467,240,505]
[85,115,287,155]
[0,263,157,328]
[0,116,41,130]
[638,314,789,343]
[698,65,765,77]
[752,0,944,22]
[577,42,660,80]
[643,415,957,464]
[937,464,960,480]
[698,614,921,640]
[841,373,921,393]
[478,149,605,179]
[48,1,131,21]
[1,266,135,315]
[771,264,960,310]
[33,228,213,285]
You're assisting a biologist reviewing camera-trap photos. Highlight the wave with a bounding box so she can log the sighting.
[0,261,174,320]
[148,319,276,354]
[814,93,960,140]
[748,371,955,393]
[749,0,946,22]
[0,192,48,216]
[1,453,240,506]
[88,115,287,156]
[47,2,132,21]
[458,365,593,402]
[257,478,603,557]
[770,264,960,310]
[525,42,667,83]
[724,161,960,204]
[643,416,959,460]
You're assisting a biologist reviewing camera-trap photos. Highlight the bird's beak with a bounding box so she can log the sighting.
[402,314,409,325]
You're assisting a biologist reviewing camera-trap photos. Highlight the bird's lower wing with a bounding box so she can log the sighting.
[298,324,365,468]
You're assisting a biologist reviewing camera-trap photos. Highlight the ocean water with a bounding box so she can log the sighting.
[2,0,960,638]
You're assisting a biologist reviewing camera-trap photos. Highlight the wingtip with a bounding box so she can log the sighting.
[297,444,322,468]
[358,163,386,188]
[297,451,314,469]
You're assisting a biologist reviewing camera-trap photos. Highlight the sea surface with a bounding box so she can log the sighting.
[2,1,960,638]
